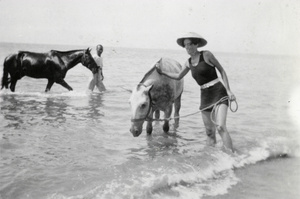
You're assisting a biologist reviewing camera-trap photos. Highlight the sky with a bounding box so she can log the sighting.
[0,0,299,55]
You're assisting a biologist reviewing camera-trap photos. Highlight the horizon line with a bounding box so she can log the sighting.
[0,41,299,57]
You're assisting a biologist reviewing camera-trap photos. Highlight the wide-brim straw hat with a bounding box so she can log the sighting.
[177,32,207,48]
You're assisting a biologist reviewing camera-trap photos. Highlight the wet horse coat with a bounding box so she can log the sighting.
[1,48,99,92]
[129,58,184,137]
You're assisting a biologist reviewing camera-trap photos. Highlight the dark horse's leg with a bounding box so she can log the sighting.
[56,79,73,91]
[9,77,18,92]
[45,79,55,92]
[9,72,25,92]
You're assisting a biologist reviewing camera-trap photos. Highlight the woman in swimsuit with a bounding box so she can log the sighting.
[156,32,236,152]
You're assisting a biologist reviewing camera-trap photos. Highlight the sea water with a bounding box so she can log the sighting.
[0,42,299,199]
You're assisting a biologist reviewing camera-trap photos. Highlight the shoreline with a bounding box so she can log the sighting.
[203,156,300,199]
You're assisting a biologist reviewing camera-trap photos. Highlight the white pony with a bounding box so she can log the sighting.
[129,58,184,137]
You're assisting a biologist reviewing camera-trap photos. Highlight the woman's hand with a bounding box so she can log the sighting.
[227,90,236,101]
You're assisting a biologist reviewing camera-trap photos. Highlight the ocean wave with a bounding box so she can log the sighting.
[56,139,295,199]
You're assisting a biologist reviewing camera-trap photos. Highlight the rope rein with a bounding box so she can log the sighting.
[208,96,238,125]
[127,84,238,124]
[148,96,238,122]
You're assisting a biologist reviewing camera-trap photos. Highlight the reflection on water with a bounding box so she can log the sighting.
[145,132,180,159]
[0,93,106,133]
[1,95,70,129]
[1,95,24,129]
[44,97,68,125]
[127,123,182,160]
[87,93,104,120]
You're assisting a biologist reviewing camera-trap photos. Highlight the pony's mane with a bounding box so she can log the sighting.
[140,66,156,84]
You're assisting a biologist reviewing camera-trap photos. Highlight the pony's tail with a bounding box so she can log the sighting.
[1,59,10,89]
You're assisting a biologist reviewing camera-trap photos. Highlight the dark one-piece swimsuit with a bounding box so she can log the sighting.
[188,51,228,112]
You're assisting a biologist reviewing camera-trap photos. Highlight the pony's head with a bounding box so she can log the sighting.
[129,84,153,137]
[81,48,99,74]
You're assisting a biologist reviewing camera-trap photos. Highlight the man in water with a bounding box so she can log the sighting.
[88,44,106,92]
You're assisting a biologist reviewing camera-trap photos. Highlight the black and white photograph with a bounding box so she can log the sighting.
[0,0,299,198]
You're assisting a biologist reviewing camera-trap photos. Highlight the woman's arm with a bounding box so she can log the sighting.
[205,51,236,100]
[156,64,190,80]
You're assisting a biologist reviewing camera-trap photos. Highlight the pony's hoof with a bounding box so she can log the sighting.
[147,128,152,134]
[146,125,153,135]
[163,125,169,132]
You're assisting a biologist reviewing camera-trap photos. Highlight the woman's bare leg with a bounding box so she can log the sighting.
[201,111,216,146]
[215,104,233,151]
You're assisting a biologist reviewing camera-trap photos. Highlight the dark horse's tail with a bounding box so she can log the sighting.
[1,56,11,89]
[1,70,10,90]
[1,53,21,90]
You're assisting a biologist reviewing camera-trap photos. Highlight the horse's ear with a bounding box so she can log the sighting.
[88,48,92,53]
[121,86,132,93]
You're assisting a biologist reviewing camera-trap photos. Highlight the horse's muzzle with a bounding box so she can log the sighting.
[130,126,142,137]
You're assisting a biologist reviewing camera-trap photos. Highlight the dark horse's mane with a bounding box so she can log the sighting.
[51,49,85,54]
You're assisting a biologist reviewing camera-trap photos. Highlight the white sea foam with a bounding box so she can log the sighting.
[89,148,263,198]
[89,139,292,199]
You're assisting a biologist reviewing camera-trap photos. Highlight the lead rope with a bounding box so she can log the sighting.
[151,97,238,123]
[209,96,238,125]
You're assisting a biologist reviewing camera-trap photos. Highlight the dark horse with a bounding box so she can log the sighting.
[1,48,100,92]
